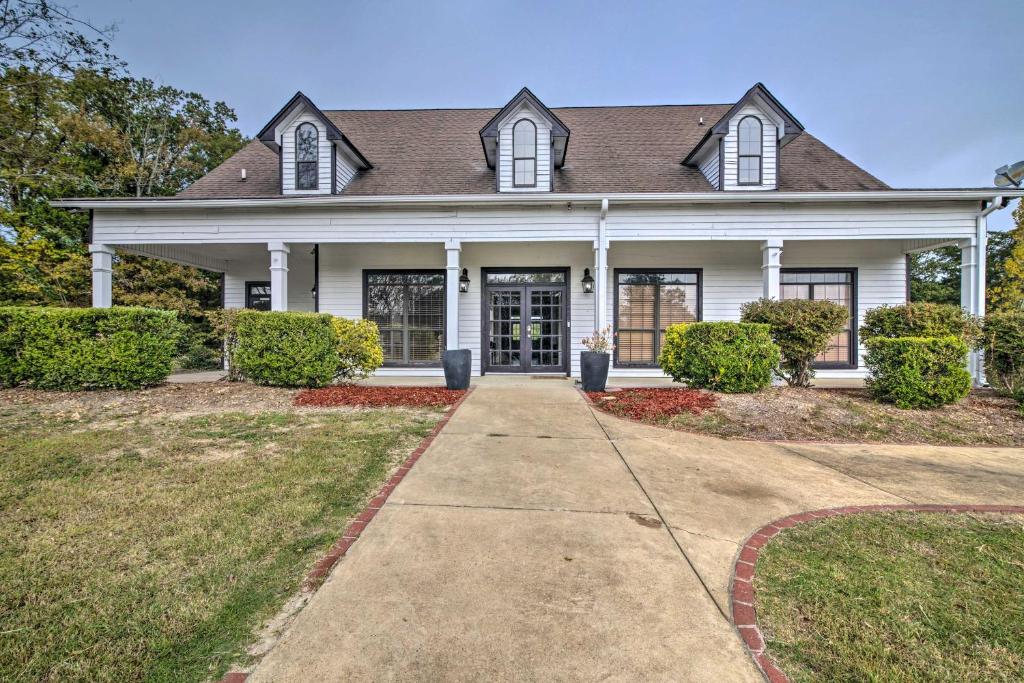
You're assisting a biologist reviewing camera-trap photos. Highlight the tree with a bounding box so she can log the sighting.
[0,0,121,76]
[990,200,1024,312]
[906,213,1020,312]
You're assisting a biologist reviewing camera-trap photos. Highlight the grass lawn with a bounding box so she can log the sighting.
[593,387,1024,446]
[0,384,445,682]
[754,512,1024,682]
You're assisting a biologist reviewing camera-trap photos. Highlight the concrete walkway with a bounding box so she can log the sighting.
[250,377,1024,682]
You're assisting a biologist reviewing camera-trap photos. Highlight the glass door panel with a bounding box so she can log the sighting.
[488,289,523,369]
[526,288,563,370]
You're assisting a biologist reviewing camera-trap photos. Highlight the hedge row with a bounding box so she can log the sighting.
[658,322,779,393]
[0,307,183,390]
[227,311,384,387]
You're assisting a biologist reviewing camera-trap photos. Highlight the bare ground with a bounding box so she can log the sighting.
[665,388,1024,446]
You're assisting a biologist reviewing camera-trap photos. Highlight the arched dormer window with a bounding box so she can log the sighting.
[295,122,319,190]
[737,116,762,185]
[512,119,537,187]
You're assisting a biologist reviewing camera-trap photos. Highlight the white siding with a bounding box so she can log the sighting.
[91,201,979,245]
[604,239,906,377]
[459,242,594,376]
[223,247,315,311]
[215,238,905,379]
[281,112,333,195]
[721,104,778,191]
[696,143,720,189]
[497,105,552,193]
[335,148,359,193]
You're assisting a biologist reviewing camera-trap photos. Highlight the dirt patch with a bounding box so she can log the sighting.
[664,387,1024,446]
[0,382,301,421]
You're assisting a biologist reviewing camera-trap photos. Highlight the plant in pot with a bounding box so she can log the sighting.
[580,326,613,392]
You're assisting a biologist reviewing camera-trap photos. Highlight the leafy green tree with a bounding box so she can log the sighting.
[0,2,244,316]
[990,200,1024,312]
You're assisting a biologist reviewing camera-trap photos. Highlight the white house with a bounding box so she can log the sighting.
[57,84,1020,381]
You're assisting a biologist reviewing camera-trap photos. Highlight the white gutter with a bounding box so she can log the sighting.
[51,189,1024,211]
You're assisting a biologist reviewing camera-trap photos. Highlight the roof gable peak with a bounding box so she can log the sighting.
[480,87,571,168]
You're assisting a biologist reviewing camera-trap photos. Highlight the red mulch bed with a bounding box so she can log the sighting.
[587,387,718,421]
[295,385,465,408]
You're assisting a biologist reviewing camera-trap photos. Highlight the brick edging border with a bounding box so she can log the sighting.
[219,386,474,683]
[731,503,1024,683]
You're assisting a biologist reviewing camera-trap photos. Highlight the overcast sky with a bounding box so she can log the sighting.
[87,0,1022,228]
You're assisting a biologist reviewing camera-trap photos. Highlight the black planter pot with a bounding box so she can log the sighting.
[442,349,472,390]
[580,351,610,392]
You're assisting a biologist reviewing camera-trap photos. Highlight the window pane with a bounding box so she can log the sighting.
[486,271,565,284]
[659,284,698,328]
[617,272,696,285]
[738,156,760,184]
[617,331,655,364]
[513,120,536,157]
[619,284,656,329]
[297,161,317,190]
[246,284,271,311]
[365,272,444,365]
[296,124,318,162]
[780,272,855,365]
[738,117,762,156]
[514,159,535,186]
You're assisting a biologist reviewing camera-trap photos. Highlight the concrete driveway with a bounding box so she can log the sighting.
[250,377,1024,682]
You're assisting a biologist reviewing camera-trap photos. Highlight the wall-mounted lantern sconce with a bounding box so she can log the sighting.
[581,268,595,294]
[458,268,471,293]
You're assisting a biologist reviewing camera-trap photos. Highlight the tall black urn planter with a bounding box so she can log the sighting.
[442,349,471,390]
[580,351,610,392]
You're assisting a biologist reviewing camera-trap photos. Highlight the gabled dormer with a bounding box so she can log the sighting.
[257,92,371,195]
[480,87,570,193]
[683,83,803,191]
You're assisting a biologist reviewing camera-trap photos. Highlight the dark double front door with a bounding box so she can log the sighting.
[484,269,568,374]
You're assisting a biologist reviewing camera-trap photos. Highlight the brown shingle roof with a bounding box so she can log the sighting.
[179,104,888,198]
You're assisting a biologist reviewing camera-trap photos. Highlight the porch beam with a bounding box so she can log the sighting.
[445,240,460,350]
[761,239,783,300]
[268,241,289,311]
[89,244,115,308]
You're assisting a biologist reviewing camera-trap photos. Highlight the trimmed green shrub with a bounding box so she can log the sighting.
[332,317,385,380]
[231,310,338,387]
[740,298,849,387]
[862,303,982,346]
[659,322,779,393]
[983,310,1024,409]
[864,336,971,409]
[0,306,183,390]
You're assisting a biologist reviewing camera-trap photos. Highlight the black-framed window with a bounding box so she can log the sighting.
[614,270,702,367]
[295,122,318,190]
[364,270,445,366]
[737,115,762,185]
[512,119,537,187]
[245,281,272,311]
[780,269,857,368]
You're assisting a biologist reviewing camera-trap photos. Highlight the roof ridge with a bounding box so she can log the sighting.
[321,102,735,114]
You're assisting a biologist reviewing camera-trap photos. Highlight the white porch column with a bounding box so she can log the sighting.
[594,199,609,333]
[960,237,982,383]
[268,241,289,311]
[445,239,460,350]
[761,239,783,300]
[89,244,115,308]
